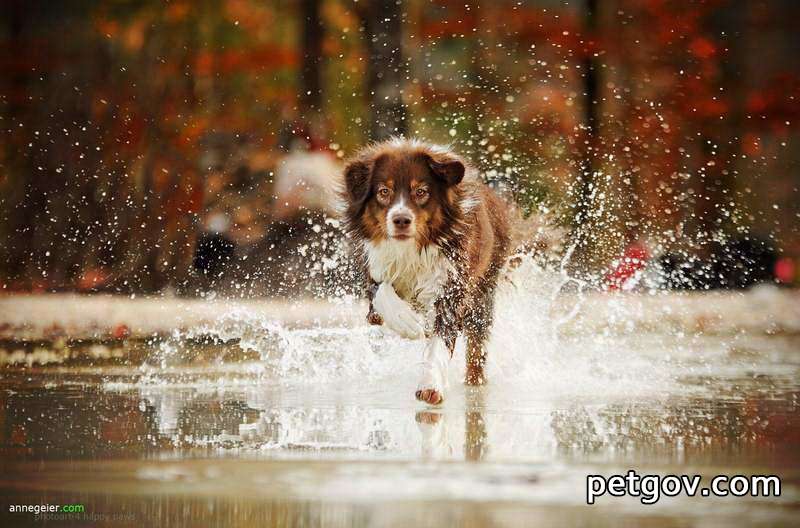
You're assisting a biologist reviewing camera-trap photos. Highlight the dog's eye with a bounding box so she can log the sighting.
[415,188,429,198]
[378,187,390,197]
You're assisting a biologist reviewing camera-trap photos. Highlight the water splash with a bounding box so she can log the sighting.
[115,246,718,407]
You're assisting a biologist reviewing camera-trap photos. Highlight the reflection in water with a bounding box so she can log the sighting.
[416,411,450,459]
[0,386,168,458]
[3,487,724,528]
[464,390,489,462]
[1,329,799,527]
[2,376,798,468]
[415,389,489,462]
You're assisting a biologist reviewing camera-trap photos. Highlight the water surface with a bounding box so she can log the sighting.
[1,289,799,527]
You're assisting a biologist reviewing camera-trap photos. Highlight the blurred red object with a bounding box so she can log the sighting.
[605,241,649,291]
[112,324,131,339]
[78,268,110,291]
[775,257,795,284]
[689,37,716,59]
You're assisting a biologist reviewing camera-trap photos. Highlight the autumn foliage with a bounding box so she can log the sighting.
[0,0,797,293]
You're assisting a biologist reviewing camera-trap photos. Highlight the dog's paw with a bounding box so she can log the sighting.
[415,410,442,426]
[416,410,451,458]
[415,388,443,405]
[366,309,383,326]
[372,283,425,339]
[416,370,445,405]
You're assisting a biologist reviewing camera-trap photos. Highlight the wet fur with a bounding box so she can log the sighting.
[341,138,510,401]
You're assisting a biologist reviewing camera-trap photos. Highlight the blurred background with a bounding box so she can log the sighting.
[1,0,798,297]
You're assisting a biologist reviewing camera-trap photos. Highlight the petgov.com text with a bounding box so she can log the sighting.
[587,471,781,505]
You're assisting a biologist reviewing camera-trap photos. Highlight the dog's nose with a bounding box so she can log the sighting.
[392,214,412,228]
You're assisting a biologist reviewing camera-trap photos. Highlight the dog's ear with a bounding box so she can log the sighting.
[344,159,371,203]
[426,154,464,186]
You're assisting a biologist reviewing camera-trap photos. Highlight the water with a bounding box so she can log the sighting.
[1,277,799,526]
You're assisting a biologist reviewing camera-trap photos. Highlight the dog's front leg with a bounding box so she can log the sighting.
[415,276,464,405]
[365,280,383,326]
[372,282,425,339]
[415,335,451,405]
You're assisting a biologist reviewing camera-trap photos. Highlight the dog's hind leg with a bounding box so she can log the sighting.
[465,330,489,386]
[465,338,487,386]
[464,286,495,386]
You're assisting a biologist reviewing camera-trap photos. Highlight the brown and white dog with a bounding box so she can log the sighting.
[341,138,510,405]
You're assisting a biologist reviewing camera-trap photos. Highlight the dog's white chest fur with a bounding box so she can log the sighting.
[365,239,451,310]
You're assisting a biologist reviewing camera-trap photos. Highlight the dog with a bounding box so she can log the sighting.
[341,138,510,405]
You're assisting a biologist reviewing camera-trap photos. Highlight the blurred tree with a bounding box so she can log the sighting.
[1,0,798,293]
[573,0,601,268]
[358,0,407,140]
[300,0,324,115]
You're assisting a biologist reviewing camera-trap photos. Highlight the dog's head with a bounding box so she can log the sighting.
[342,139,466,247]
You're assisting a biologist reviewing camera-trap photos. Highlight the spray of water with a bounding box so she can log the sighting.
[116,240,717,410]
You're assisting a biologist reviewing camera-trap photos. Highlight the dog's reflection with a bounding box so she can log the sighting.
[415,389,487,460]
